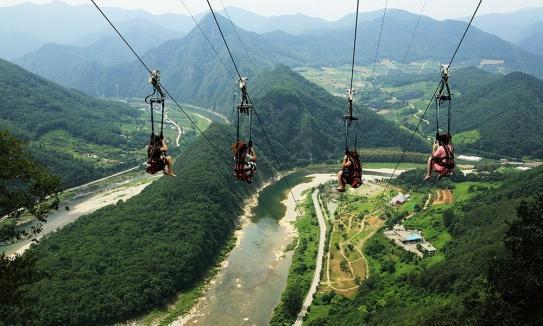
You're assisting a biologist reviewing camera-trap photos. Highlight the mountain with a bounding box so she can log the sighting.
[0,1,193,59]
[474,7,543,42]
[433,68,543,159]
[249,65,427,165]
[16,18,183,72]
[517,21,543,57]
[16,14,301,111]
[0,58,145,186]
[261,10,543,77]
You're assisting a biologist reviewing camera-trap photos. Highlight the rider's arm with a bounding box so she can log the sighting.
[160,140,168,152]
[342,156,352,168]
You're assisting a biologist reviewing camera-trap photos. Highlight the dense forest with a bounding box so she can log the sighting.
[452,71,543,159]
[3,124,275,324]
[307,167,543,325]
[0,58,147,186]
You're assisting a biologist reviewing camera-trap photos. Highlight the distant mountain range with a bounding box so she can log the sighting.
[12,10,543,114]
[474,8,543,42]
[0,1,193,59]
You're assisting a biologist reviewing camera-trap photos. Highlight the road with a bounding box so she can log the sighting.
[294,189,327,326]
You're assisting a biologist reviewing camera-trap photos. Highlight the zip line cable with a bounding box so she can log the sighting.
[89,0,232,172]
[349,0,361,93]
[249,95,301,210]
[178,0,235,78]
[364,0,389,115]
[390,0,428,85]
[402,0,427,65]
[217,0,257,67]
[204,0,302,211]
[371,0,484,212]
[91,0,281,220]
[205,0,243,80]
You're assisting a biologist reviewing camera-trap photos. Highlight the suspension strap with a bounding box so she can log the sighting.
[435,64,452,136]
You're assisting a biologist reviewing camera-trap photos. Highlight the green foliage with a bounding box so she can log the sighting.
[310,167,543,325]
[470,194,543,325]
[0,130,61,243]
[8,125,274,324]
[0,59,146,186]
[248,66,426,167]
[270,196,319,325]
[451,70,543,159]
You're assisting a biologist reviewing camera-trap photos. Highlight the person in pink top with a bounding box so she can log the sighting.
[424,133,455,181]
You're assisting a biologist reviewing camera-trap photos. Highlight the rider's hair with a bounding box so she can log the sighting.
[348,150,359,158]
[437,133,452,145]
[231,141,247,155]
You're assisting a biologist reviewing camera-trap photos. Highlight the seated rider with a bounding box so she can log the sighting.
[336,150,363,192]
[231,140,257,183]
[424,133,454,181]
[146,134,175,176]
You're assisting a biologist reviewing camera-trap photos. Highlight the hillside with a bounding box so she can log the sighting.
[0,58,146,186]
[15,14,300,112]
[16,18,182,71]
[452,71,543,159]
[261,11,543,77]
[249,66,427,166]
[0,1,193,59]
[474,8,543,42]
[14,10,543,114]
[307,166,543,325]
[10,124,275,324]
[517,21,543,57]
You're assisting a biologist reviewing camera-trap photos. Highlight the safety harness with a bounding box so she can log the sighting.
[145,70,167,175]
[433,65,455,177]
[342,88,363,187]
[233,77,255,182]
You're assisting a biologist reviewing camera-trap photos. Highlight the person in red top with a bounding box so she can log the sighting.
[424,133,454,181]
[146,134,175,176]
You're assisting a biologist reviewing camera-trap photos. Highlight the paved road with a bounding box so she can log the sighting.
[294,189,327,326]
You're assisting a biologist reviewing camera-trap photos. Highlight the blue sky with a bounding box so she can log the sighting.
[2,0,543,20]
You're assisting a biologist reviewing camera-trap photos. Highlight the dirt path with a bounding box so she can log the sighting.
[164,111,182,147]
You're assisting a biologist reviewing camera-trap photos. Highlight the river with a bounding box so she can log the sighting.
[176,173,335,325]
[176,169,401,325]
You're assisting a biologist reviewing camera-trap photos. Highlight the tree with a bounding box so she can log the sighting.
[284,283,304,318]
[0,130,61,243]
[0,130,60,323]
[473,194,543,324]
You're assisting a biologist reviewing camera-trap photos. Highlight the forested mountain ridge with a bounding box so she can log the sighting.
[10,124,275,324]
[452,70,543,159]
[15,14,299,112]
[13,9,543,114]
[0,58,146,186]
[16,18,182,71]
[249,66,428,166]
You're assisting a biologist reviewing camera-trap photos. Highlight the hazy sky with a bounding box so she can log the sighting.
[2,0,543,20]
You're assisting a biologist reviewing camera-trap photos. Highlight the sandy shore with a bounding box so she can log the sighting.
[7,179,154,258]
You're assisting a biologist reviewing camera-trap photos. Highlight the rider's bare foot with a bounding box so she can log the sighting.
[423,175,432,181]
[336,188,346,193]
